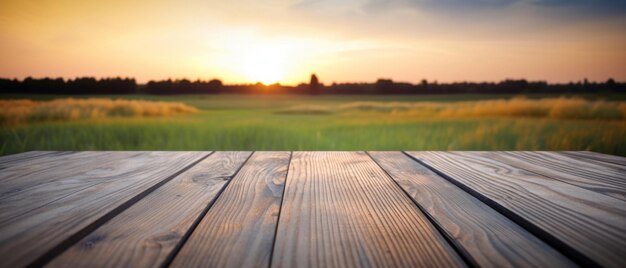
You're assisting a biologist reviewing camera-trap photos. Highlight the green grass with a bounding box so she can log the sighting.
[2,94,626,156]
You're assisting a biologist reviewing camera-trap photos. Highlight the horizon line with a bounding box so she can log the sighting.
[1,76,623,86]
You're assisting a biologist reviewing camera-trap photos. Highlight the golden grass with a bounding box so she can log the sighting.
[0,98,198,125]
[278,97,626,121]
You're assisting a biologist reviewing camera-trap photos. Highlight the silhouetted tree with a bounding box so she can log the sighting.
[309,73,320,95]
[606,78,621,92]
[375,79,393,94]
[607,78,616,85]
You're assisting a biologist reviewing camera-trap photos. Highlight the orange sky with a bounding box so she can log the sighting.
[1,0,625,85]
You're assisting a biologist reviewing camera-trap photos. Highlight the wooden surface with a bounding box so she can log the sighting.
[483,151,626,200]
[407,151,626,267]
[0,151,208,267]
[0,151,624,268]
[369,151,574,268]
[271,152,465,267]
[171,152,290,268]
[48,151,252,268]
[562,151,626,166]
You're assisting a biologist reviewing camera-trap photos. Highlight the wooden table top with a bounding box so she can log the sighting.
[0,151,624,267]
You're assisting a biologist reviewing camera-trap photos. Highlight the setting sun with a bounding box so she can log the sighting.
[238,44,287,84]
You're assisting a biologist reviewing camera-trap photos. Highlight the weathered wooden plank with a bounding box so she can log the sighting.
[407,151,626,268]
[271,151,465,268]
[0,151,60,166]
[0,152,91,189]
[369,151,575,268]
[481,151,626,201]
[48,151,251,268]
[528,151,626,175]
[561,151,626,167]
[0,151,153,222]
[171,151,290,268]
[0,151,209,267]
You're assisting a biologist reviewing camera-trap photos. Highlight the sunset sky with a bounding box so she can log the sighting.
[1,0,625,85]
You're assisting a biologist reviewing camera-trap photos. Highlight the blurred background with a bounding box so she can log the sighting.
[1,0,625,155]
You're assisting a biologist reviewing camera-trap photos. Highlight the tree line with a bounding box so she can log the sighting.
[0,76,623,95]
[0,77,137,94]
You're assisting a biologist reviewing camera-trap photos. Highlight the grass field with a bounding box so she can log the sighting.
[2,94,626,156]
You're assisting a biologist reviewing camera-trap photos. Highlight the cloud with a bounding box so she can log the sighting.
[361,0,626,15]
[533,0,626,14]
[407,0,516,8]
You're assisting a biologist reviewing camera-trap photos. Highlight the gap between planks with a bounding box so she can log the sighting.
[48,151,253,268]
[170,152,291,267]
[406,151,626,268]
[0,152,211,267]
[270,151,466,268]
[368,151,574,268]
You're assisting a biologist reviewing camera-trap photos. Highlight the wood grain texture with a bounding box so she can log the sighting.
[0,151,87,185]
[170,151,291,268]
[0,151,149,223]
[407,151,626,268]
[0,151,59,166]
[561,151,626,167]
[271,151,465,268]
[48,151,251,268]
[0,151,209,267]
[480,151,626,201]
[368,151,575,268]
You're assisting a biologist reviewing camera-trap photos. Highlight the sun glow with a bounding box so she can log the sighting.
[239,44,287,84]
[212,31,372,85]
[214,31,325,85]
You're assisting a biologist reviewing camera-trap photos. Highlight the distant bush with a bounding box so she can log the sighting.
[0,98,198,125]
[277,97,626,121]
